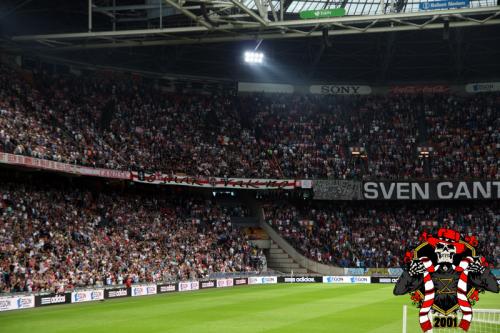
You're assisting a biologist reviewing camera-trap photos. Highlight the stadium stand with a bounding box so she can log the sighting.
[1,64,498,180]
[264,201,499,269]
[0,180,259,293]
[0,60,498,295]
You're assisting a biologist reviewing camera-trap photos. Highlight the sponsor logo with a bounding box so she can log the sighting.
[284,277,316,283]
[16,297,34,309]
[419,0,469,10]
[309,85,372,95]
[73,292,87,303]
[324,276,344,283]
[248,277,259,285]
[132,285,155,296]
[201,281,215,288]
[350,277,370,283]
[0,299,12,311]
[466,82,500,93]
[179,281,199,292]
[388,268,404,277]
[238,82,294,94]
[107,289,128,298]
[216,279,234,288]
[72,290,104,303]
[134,287,144,296]
[248,277,277,284]
[159,285,176,293]
[310,85,372,95]
[473,84,493,92]
[90,290,104,300]
[40,294,66,305]
[323,276,371,284]
[390,85,449,94]
[234,278,247,285]
[379,278,398,283]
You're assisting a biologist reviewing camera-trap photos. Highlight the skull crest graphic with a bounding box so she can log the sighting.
[394,228,499,332]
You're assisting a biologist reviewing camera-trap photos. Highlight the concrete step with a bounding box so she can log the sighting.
[267,266,308,274]
[268,262,301,269]
[268,252,289,259]
[267,240,308,275]
[268,257,294,264]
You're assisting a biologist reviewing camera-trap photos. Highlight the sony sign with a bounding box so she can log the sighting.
[309,85,372,95]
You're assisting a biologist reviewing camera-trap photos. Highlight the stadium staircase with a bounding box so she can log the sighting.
[240,197,344,275]
[267,240,308,274]
[258,208,344,276]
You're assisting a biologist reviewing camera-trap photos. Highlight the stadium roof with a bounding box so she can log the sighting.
[1,0,500,83]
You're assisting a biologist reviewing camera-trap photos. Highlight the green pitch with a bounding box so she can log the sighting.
[1,284,498,333]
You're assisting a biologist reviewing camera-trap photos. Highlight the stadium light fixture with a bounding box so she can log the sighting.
[244,51,264,64]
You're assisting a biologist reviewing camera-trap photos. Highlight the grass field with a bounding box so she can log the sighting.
[0,284,498,333]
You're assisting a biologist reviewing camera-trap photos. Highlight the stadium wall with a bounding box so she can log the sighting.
[0,275,410,313]
[3,271,496,312]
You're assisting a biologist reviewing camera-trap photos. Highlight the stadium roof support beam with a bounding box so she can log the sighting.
[10,7,500,48]
[22,18,500,50]
[163,0,214,29]
[230,0,269,25]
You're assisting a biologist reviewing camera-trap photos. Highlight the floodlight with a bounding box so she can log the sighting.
[244,51,264,64]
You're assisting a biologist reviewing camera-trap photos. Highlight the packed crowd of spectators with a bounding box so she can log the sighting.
[425,94,499,179]
[0,182,258,294]
[265,201,499,268]
[0,64,498,180]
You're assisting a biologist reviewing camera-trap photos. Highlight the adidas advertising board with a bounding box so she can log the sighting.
[216,278,234,288]
[157,284,177,293]
[322,276,371,284]
[371,277,399,284]
[200,281,216,289]
[104,288,130,299]
[72,289,105,303]
[131,284,157,297]
[278,276,321,283]
[0,295,35,312]
[233,278,248,286]
[36,293,70,306]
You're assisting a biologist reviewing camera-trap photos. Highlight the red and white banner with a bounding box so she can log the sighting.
[0,153,306,190]
[130,171,298,190]
[0,153,129,180]
[390,85,449,94]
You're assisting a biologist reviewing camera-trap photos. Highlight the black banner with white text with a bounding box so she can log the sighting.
[363,181,499,200]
